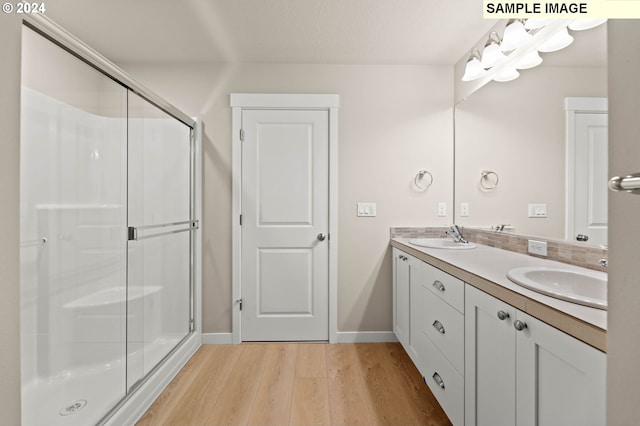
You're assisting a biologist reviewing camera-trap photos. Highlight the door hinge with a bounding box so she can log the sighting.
[240,128,245,141]
[239,214,242,226]
[235,298,243,310]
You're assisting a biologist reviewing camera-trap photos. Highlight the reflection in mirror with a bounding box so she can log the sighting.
[454,23,607,245]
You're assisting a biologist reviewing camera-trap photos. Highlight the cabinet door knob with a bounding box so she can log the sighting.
[432,372,446,389]
[514,320,527,331]
[432,280,445,292]
[432,320,446,334]
[497,310,510,321]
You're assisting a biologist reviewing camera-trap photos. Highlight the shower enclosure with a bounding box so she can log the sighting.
[20,17,200,426]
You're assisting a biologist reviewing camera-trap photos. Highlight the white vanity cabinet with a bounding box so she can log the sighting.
[416,262,465,426]
[392,248,421,365]
[465,284,606,426]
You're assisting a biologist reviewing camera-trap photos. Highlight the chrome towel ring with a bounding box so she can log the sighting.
[480,170,499,190]
[414,170,433,191]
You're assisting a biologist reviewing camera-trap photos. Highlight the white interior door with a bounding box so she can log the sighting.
[241,109,329,341]
[573,112,608,245]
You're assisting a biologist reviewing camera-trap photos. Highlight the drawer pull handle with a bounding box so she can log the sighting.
[432,320,446,334]
[432,280,445,292]
[432,372,445,389]
[497,310,510,321]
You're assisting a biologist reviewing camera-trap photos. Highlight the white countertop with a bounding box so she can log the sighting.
[391,237,607,338]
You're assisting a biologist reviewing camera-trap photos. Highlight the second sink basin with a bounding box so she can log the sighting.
[507,266,607,310]
[409,238,476,250]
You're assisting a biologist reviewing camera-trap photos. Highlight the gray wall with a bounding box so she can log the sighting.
[120,62,454,334]
[0,12,23,426]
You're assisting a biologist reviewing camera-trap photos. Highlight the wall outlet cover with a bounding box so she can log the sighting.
[528,239,548,256]
[438,202,447,217]
[460,202,469,217]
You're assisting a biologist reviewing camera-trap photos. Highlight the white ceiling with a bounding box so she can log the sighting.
[44,0,499,65]
[43,1,606,68]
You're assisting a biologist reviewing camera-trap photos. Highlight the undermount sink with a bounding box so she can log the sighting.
[507,266,607,310]
[409,238,476,250]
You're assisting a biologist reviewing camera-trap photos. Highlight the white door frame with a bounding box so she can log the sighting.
[230,93,339,344]
[564,97,608,242]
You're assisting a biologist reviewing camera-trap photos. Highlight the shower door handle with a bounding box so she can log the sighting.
[128,220,199,241]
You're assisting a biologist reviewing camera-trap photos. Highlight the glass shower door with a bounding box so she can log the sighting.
[20,26,128,426]
[126,92,194,390]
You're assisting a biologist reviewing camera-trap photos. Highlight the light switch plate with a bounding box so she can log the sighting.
[357,202,376,217]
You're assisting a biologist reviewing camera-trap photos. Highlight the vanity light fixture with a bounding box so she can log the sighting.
[462,49,486,81]
[515,50,543,69]
[480,32,506,69]
[538,26,574,52]
[493,67,519,82]
[524,19,551,30]
[461,19,605,83]
[568,19,607,31]
[501,20,531,52]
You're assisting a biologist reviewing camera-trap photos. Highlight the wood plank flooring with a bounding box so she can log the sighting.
[137,342,452,426]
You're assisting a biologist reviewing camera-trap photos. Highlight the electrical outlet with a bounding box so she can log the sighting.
[528,203,547,218]
[460,202,469,217]
[438,202,447,217]
[528,239,548,256]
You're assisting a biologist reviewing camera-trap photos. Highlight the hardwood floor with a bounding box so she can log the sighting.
[137,342,452,426]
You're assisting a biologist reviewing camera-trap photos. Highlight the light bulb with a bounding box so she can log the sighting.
[568,19,607,31]
[515,50,543,69]
[525,19,550,30]
[462,56,486,81]
[494,67,520,82]
[501,20,531,52]
[480,34,506,69]
[538,27,574,52]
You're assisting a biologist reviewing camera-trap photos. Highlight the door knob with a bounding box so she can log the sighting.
[317,233,327,241]
[576,234,589,242]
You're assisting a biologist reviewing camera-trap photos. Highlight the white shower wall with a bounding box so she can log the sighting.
[20,25,195,425]
[20,86,129,425]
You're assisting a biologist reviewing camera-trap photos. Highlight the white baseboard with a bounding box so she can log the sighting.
[336,331,398,343]
[200,332,396,345]
[201,332,234,344]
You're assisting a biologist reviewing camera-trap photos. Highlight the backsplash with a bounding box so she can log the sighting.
[390,227,608,272]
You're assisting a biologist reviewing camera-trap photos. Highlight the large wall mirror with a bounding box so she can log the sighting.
[454,23,608,245]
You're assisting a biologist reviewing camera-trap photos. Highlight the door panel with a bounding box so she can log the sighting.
[127,92,193,387]
[241,109,329,341]
[573,112,608,245]
[258,248,313,315]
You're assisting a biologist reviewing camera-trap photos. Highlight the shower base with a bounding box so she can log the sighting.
[22,338,181,426]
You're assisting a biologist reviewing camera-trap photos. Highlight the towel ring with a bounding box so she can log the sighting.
[480,170,499,190]
[414,170,433,191]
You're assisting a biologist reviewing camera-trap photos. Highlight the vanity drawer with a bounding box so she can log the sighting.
[423,263,465,313]
[419,333,464,426]
[421,285,464,374]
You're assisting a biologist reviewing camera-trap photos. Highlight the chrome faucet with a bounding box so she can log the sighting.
[446,224,468,244]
